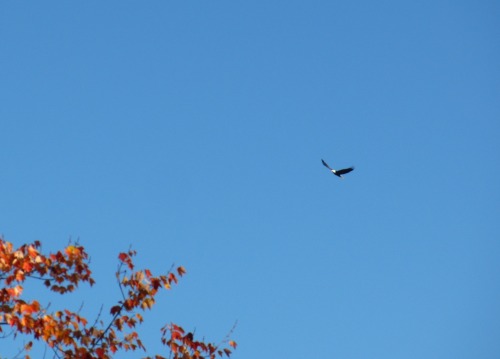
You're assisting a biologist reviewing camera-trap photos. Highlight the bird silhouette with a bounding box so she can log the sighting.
[322,159,354,179]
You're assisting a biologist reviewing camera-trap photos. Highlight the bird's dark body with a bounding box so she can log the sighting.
[335,167,354,176]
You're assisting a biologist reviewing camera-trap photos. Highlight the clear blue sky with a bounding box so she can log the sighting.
[1,1,499,358]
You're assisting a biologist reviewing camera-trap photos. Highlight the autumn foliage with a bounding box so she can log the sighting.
[0,238,236,359]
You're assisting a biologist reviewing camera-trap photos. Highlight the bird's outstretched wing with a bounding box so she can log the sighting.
[321,159,333,171]
[335,167,355,175]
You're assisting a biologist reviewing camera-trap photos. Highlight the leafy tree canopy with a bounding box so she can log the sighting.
[0,239,236,359]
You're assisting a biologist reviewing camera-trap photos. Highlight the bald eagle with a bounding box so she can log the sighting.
[322,159,354,179]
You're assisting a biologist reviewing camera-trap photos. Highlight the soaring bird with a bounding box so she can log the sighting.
[321,159,354,179]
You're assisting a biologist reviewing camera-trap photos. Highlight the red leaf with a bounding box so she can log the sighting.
[95,348,105,358]
[110,305,121,315]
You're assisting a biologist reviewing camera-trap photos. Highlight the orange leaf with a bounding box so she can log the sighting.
[22,261,33,272]
[15,270,25,281]
[170,323,185,333]
[65,245,80,257]
[6,286,23,297]
[27,245,38,258]
[168,273,178,284]
[118,252,134,269]
[20,301,40,315]
[171,331,182,340]
[177,266,186,276]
